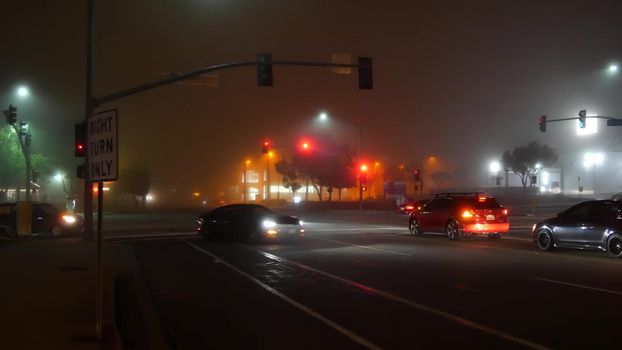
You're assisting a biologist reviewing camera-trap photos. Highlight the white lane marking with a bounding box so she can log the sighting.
[315,238,414,257]
[534,277,622,296]
[184,240,383,350]
[309,227,405,232]
[104,232,196,240]
[238,244,550,350]
[502,236,531,242]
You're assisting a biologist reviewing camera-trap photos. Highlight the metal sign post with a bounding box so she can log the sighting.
[87,109,118,340]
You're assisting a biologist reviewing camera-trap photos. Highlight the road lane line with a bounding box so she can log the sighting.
[184,240,383,350]
[533,277,622,296]
[104,232,196,240]
[315,238,414,257]
[238,244,550,350]
[310,227,405,232]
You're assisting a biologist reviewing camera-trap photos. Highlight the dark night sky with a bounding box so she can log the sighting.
[2,0,622,195]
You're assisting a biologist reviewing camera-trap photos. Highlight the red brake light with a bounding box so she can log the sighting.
[405,205,414,210]
[462,210,474,218]
[503,209,508,215]
[478,196,486,202]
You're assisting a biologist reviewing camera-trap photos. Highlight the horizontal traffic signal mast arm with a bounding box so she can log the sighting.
[545,116,616,123]
[95,56,371,106]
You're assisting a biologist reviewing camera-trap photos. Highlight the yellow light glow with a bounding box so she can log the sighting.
[267,229,278,236]
[192,192,200,197]
[462,210,474,218]
[245,159,251,165]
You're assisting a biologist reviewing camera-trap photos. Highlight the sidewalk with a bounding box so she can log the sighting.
[0,237,120,350]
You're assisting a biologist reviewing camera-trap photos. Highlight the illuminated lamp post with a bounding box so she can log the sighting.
[244,159,251,203]
[316,112,363,209]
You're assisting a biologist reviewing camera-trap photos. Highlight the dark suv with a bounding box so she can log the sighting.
[408,193,509,240]
[0,203,83,237]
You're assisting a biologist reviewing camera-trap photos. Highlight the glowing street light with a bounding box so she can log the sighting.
[608,63,619,74]
[16,85,29,98]
[489,161,501,173]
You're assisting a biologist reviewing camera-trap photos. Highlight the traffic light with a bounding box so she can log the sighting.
[578,109,587,129]
[358,57,373,89]
[24,133,31,148]
[257,52,273,87]
[413,169,421,182]
[2,104,17,125]
[360,164,368,184]
[18,121,28,137]
[362,184,368,192]
[539,115,546,132]
[77,164,86,179]
[262,140,272,154]
[75,122,86,157]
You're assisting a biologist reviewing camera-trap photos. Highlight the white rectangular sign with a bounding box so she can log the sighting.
[88,109,118,182]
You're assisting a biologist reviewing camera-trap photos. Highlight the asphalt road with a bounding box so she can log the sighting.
[108,211,622,349]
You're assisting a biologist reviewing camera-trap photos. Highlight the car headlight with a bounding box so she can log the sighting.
[262,219,276,229]
[299,220,304,226]
[197,218,204,226]
[62,215,77,225]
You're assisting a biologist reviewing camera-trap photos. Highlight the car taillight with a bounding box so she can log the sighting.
[462,210,474,218]
[405,205,414,210]
[502,209,508,215]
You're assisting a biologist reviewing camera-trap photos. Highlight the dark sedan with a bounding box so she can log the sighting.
[0,202,83,237]
[532,200,622,258]
[196,204,304,242]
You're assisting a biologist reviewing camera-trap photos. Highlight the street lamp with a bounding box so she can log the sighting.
[16,86,29,98]
[607,63,619,75]
[316,112,364,209]
[244,159,251,203]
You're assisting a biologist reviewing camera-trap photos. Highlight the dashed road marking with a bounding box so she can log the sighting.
[238,244,551,350]
[184,240,383,350]
[534,277,622,296]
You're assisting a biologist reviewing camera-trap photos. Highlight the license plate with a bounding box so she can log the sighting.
[486,215,495,221]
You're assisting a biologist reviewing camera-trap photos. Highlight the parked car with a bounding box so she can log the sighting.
[408,193,509,240]
[532,200,622,258]
[399,199,431,215]
[0,202,84,237]
[196,204,304,242]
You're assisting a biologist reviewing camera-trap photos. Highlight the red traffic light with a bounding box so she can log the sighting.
[360,164,368,172]
[299,139,312,152]
[539,115,546,132]
[74,122,86,157]
[262,140,272,154]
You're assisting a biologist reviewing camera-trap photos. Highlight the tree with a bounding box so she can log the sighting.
[274,159,302,197]
[292,138,356,201]
[502,141,557,194]
[117,167,151,207]
[0,127,24,196]
[0,127,52,202]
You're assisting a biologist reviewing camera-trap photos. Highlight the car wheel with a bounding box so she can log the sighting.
[52,226,63,237]
[536,229,554,251]
[409,219,422,236]
[607,235,622,258]
[487,233,500,239]
[446,221,460,241]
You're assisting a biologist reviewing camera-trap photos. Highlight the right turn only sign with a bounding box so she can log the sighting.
[88,109,118,182]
